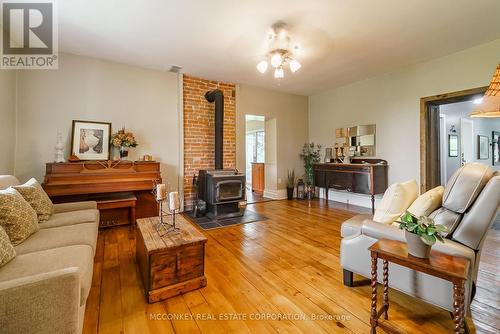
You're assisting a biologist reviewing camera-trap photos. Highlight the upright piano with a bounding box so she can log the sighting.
[43,161,161,227]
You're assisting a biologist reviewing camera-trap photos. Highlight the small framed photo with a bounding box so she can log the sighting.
[478,135,489,160]
[71,120,111,160]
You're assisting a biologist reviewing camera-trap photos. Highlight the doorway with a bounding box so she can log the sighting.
[420,86,494,191]
[245,115,270,203]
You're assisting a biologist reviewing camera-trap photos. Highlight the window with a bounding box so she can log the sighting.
[246,130,265,163]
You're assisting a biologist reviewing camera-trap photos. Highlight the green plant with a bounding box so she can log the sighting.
[287,170,295,188]
[299,142,322,185]
[399,211,447,246]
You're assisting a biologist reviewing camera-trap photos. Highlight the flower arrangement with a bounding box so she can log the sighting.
[399,211,447,246]
[111,128,138,148]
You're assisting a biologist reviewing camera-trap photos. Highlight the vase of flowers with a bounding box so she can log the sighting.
[399,211,447,258]
[287,169,295,200]
[111,128,138,160]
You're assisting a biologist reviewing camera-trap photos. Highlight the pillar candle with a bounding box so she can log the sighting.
[168,191,180,211]
[156,184,167,201]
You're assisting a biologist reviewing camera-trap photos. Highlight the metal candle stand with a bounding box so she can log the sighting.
[152,183,180,236]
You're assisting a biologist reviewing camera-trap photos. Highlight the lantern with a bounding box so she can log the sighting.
[296,179,305,200]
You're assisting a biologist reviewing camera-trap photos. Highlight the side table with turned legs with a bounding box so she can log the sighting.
[368,239,470,334]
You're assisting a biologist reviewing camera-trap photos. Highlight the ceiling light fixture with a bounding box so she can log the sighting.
[470,63,500,118]
[256,22,302,80]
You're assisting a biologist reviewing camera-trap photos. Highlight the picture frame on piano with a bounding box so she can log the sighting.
[71,120,112,161]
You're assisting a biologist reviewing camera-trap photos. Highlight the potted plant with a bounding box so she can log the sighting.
[299,142,322,199]
[398,211,447,258]
[286,170,295,200]
[111,127,138,160]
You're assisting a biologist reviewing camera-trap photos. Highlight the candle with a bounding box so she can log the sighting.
[156,184,167,201]
[168,191,180,211]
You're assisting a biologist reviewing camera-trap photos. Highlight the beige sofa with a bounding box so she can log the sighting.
[0,175,99,334]
[340,164,500,315]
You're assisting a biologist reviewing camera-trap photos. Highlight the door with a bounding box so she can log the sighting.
[460,118,474,166]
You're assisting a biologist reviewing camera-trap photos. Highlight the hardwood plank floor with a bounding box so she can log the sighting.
[83,199,500,334]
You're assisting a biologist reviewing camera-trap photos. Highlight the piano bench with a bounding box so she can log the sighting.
[96,193,137,228]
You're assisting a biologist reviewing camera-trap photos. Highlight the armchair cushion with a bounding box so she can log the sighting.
[442,163,493,213]
[429,207,462,236]
[373,179,418,224]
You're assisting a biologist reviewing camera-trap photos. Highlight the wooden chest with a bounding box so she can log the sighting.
[136,215,207,303]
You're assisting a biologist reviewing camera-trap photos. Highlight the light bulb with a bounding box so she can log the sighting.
[256,60,268,74]
[270,53,283,68]
[289,59,301,73]
[274,67,284,79]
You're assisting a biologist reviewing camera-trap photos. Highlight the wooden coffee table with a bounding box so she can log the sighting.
[136,215,207,303]
[368,239,470,334]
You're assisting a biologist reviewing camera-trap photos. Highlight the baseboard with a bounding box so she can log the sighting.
[263,189,287,200]
[318,188,382,209]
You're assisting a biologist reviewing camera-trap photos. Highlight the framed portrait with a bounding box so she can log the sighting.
[448,135,458,157]
[478,135,489,160]
[71,120,111,160]
[493,131,500,166]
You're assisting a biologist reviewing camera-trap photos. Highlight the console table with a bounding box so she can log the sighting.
[43,161,161,226]
[313,159,388,213]
[369,239,470,334]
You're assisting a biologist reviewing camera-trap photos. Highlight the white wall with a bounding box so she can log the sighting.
[309,38,500,206]
[236,84,309,198]
[0,70,17,175]
[15,53,181,190]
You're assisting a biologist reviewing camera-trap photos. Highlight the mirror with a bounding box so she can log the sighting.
[335,124,376,158]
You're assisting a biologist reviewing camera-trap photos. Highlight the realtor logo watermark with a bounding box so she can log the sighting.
[1,0,57,69]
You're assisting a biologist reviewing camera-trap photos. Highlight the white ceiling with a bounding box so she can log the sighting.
[59,0,500,95]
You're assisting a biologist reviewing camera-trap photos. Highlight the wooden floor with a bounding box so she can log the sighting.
[83,199,500,334]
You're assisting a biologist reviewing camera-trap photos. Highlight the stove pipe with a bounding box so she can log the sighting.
[205,89,224,170]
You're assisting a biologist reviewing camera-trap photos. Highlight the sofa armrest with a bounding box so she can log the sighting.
[361,221,406,242]
[0,268,80,334]
[53,201,97,213]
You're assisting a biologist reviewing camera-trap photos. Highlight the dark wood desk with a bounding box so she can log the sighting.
[369,239,470,334]
[313,159,388,213]
[43,161,161,225]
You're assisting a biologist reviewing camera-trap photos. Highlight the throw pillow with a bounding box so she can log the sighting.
[0,225,15,267]
[13,178,53,222]
[373,179,418,224]
[407,185,444,218]
[0,187,39,245]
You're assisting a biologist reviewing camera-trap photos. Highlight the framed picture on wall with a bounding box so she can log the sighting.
[71,120,112,160]
[448,135,458,157]
[478,135,489,160]
[493,131,500,166]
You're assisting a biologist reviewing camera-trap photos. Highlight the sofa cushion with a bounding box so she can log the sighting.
[0,175,20,190]
[53,201,98,214]
[13,178,54,222]
[40,209,99,229]
[0,244,94,306]
[0,226,15,267]
[0,188,39,245]
[429,207,462,237]
[407,186,444,218]
[341,214,373,237]
[14,222,98,255]
[442,163,493,214]
[373,179,418,224]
